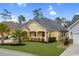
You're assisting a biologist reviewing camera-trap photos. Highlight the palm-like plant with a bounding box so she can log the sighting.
[55,17,67,25]
[0,23,10,44]
[63,20,71,28]
[55,17,62,24]
[0,9,12,21]
[18,15,26,24]
[13,29,22,44]
[21,31,29,41]
[13,15,26,44]
[13,30,29,43]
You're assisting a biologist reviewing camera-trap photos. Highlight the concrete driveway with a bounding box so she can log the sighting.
[0,48,35,56]
[60,44,79,56]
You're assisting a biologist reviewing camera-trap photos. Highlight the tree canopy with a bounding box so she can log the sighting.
[0,9,12,21]
[18,15,26,24]
[33,8,43,18]
[0,23,10,44]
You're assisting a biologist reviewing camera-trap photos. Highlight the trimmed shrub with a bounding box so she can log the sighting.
[38,38,41,42]
[64,37,69,45]
[41,38,44,42]
[59,39,64,44]
[21,36,29,42]
[48,37,57,43]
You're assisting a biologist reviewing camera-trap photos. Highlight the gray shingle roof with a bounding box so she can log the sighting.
[17,20,32,29]
[70,15,79,26]
[20,17,67,31]
[33,17,66,31]
[2,21,19,30]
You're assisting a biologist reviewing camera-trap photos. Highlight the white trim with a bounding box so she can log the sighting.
[68,19,79,30]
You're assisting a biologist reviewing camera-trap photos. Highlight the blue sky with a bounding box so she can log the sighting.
[0,3,79,22]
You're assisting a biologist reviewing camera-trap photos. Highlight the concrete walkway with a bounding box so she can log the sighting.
[60,44,79,56]
[0,48,35,56]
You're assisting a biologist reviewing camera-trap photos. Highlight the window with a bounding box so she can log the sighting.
[30,32,31,36]
[61,32,65,36]
[34,32,36,36]
[42,32,45,37]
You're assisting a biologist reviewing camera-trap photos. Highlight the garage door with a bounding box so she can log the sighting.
[72,33,79,44]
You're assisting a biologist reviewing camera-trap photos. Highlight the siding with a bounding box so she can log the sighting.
[69,21,79,39]
[70,21,79,33]
[49,31,59,41]
[22,27,29,32]
[28,21,46,31]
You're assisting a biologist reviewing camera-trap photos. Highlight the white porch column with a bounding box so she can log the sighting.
[44,31,47,42]
[57,31,59,41]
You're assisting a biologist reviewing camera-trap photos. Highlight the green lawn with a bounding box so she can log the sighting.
[0,42,66,56]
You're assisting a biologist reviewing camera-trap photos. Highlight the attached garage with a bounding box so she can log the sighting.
[68,15,79,45]
[72,33,79,44]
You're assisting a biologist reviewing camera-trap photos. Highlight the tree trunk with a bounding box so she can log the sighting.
[17,38,22,44]
[1,38,4,44]
[1,34,4,44]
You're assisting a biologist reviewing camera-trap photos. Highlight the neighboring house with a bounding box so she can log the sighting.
[20,17,67,42]
[2,21,19,33]
[0,21,19,43]
[68,15,79,44]
[2,21,19,38]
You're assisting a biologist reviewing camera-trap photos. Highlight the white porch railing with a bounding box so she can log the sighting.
[30,37,45,41]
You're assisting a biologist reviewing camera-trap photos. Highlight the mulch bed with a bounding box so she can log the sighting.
[57,44,71,48]
[0,43,26,46]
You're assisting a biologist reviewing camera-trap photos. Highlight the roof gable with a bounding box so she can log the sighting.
[20,17,66,31]
[68,15,79,29]
[70,15,79,25]
[27,20,46,31]
[33,17,66,31]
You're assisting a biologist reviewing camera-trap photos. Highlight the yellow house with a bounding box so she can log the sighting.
[21,17,68,42]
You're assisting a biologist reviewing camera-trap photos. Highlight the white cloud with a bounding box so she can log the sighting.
[75,12,79,15]
[49,10,56,16]
[17,3,26,7]
[6,16,18,22]
[48,5,53,11]
[47,5,56,16]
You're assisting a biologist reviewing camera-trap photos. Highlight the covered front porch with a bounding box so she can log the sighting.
[29,31,49,42]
